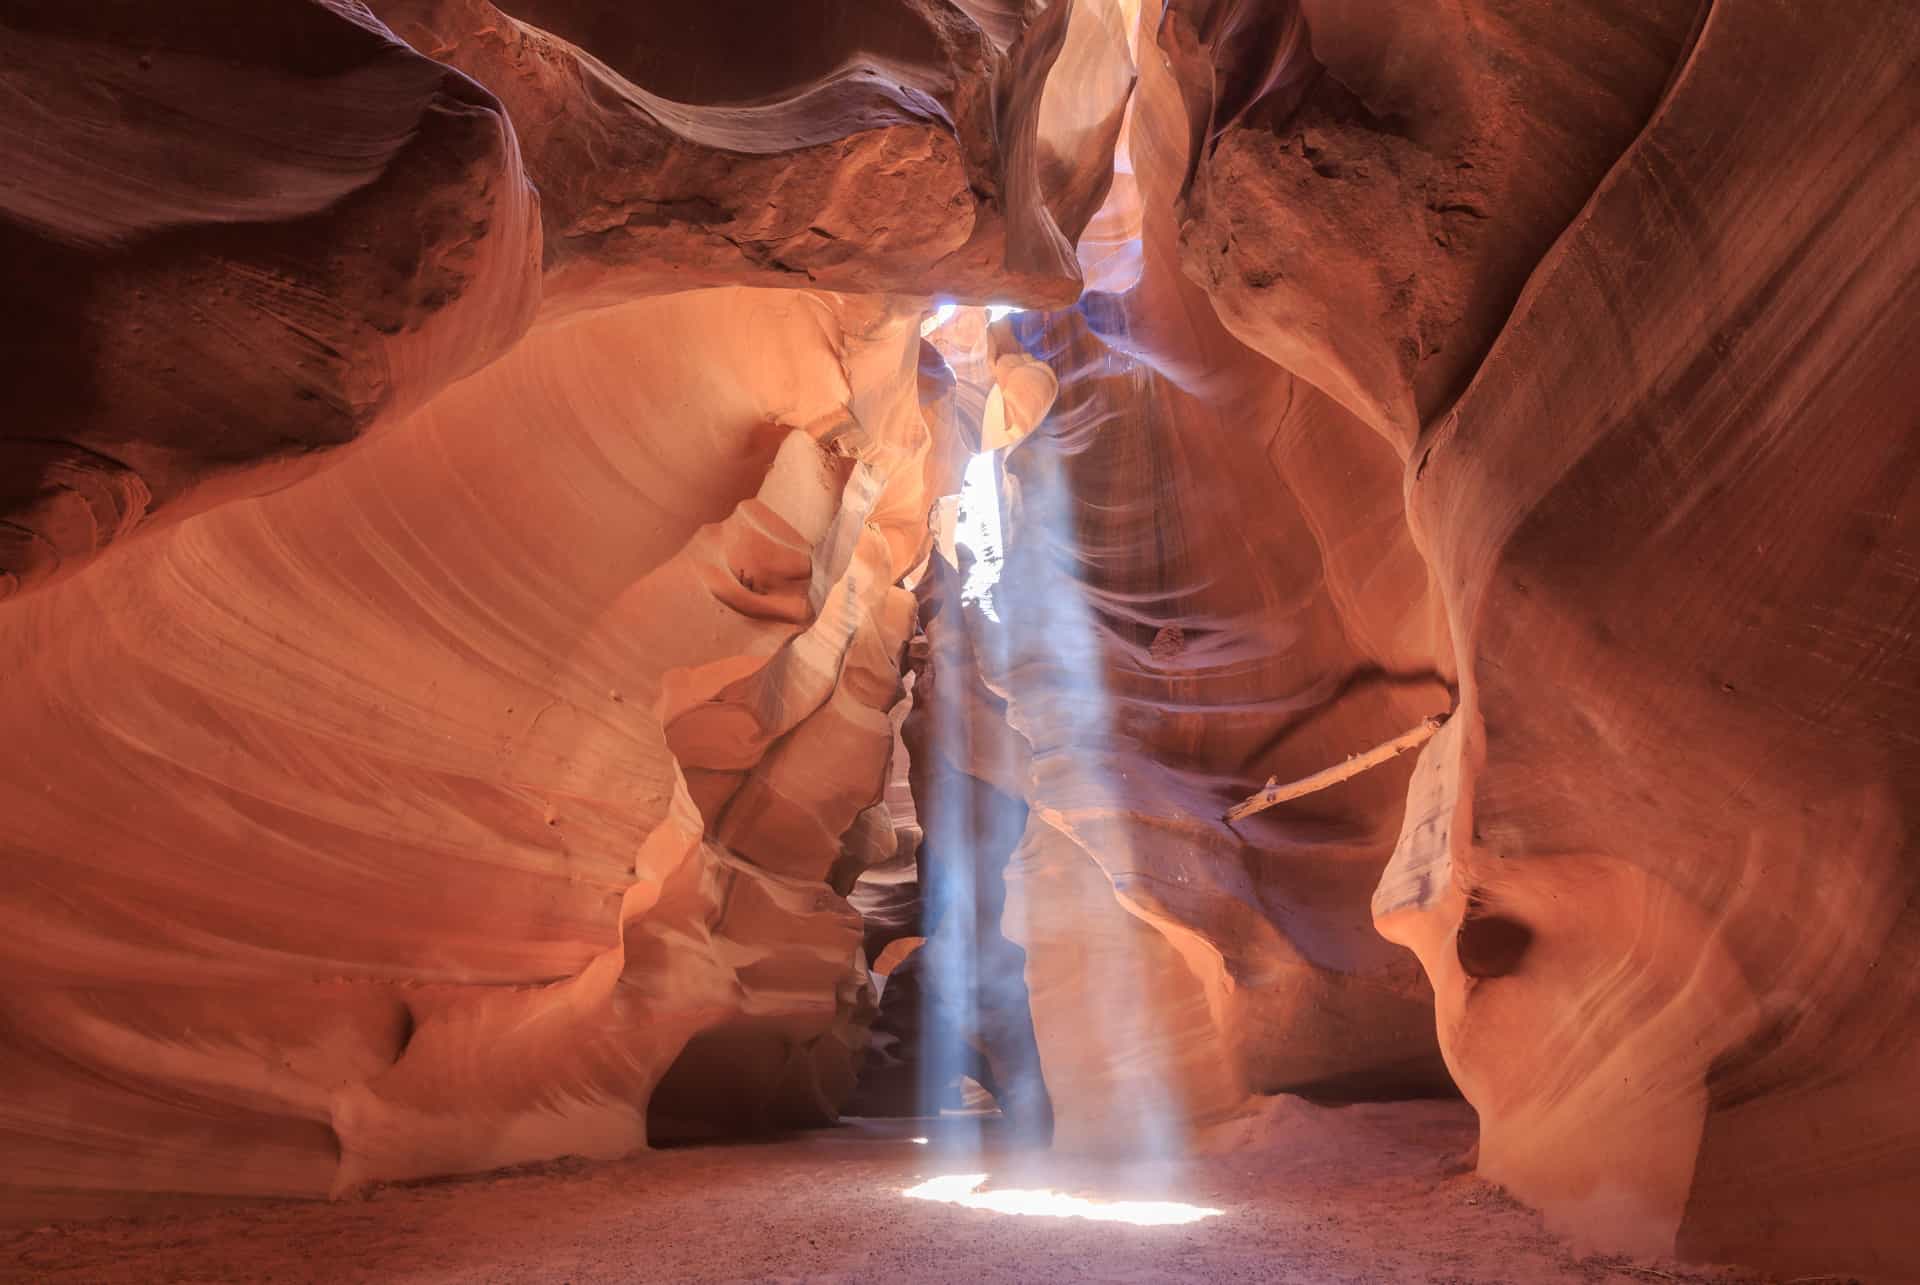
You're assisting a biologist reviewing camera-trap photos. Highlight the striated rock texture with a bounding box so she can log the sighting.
[998,309,1456,1131]
[0,0,1130,600]
[0,0,1130,1209]
[859,0,1920,1278]
[1169,0,1699,445]
[913,1,1459,1154]
[1153,0,1920,1278]
[938,294,1455,1152]
[0,286,931,1199]
[0,0,542,601]
[363,0,1131,309]
[1380,6,1920,1275]
[3,0,1919,1280]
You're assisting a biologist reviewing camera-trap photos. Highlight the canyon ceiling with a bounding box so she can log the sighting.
[1,1,1916,1281]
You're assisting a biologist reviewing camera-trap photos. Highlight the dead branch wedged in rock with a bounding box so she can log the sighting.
[1224,713,1451,822]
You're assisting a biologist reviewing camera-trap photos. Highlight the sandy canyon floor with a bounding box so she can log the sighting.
[2,1099,1827,1285]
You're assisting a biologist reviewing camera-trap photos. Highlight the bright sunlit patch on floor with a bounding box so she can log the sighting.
[902,1174,1223,1227]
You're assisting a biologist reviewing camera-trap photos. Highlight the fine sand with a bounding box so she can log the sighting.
[3,1099,1815,1284]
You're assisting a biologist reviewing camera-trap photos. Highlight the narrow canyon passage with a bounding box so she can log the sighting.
[2,1,1917,1283]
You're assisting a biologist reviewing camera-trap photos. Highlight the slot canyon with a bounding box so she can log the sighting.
[1,0,1916,1281]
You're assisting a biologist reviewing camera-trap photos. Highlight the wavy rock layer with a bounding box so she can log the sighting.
[0,0,1130,600]
[1148,0,1920,1278]
[918,1,1459,1151]
[899,0,1919,1277]
[0,287,929,1199]
[0,0,542,600]
[4,0,1919,1280]
[965,301,1455,1147]
[1377,3,1920,1274]
[0,0,1140,1209]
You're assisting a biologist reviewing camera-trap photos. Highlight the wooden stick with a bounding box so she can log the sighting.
[1224,712,1450,822]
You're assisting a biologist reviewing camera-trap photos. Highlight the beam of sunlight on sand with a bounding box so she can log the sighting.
[902,1174,1222,1227]
[925,303,1192,1161]
[998,430,1189,1161]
